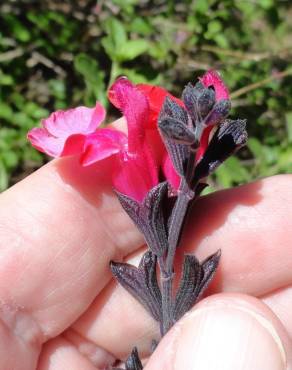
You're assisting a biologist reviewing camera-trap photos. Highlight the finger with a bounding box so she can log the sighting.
[183,174,292,296]
[0,155,142,341]
[263,286,292,339]
[37,337,100,370]
[0,307,41,370]
[73,175,292,357]
[63,328,116,367]
[71,281,159,359]
[145,293,292,370]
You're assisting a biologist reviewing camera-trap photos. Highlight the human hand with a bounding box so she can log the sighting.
[0,153,292,369]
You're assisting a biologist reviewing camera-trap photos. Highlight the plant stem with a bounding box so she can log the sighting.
[230,68,292,99]
[160,178,193,335]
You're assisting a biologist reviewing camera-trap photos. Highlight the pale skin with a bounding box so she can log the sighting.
[1,126,292,369]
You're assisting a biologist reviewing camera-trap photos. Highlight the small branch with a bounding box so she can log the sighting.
[27,51,66,77]
[0,47,24,63]
[230,68,292,99]
[201,45,292,62]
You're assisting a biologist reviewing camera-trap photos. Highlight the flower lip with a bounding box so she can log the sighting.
[27,102,106,157]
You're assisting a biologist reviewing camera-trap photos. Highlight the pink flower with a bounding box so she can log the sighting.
[28,103,106,157]
[27,78,163,202]
[137,70,230,182]
[27,70,230,200]
[27,102,129,167]
[107,77,159,202]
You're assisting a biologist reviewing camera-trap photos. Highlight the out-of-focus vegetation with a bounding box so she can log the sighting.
[1,0,292,192]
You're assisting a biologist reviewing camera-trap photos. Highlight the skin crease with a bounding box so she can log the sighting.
[0,133,292,368]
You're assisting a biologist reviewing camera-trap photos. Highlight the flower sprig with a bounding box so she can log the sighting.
[28,70,247,368]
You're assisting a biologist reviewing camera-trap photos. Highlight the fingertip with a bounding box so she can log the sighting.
[146,293,292,370]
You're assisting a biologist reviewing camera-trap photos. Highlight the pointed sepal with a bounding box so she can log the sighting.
[158,96,191,178]
[116,182,168,256]
[194,119,247,182]
[125,347,143,370]
[159,116,196,145]
[203,99,231,127]
[173,250,221,321]
[182,82,216,124]
[110,251,162,322]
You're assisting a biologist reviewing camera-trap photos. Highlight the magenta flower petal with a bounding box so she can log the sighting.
[61,134,87,157]
[108,77,148,154]
[27,102,106,157]
[200,70,229,101]
[81,128,128,166]
[108,77,159,200]
[113,152,158,203]
[42,102,106,137]
[27,127,65,157]
[162,154,180,191]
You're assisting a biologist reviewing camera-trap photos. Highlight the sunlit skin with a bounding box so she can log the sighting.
[1,125,292,368]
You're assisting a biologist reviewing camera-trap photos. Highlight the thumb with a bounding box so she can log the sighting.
[145,294,292,370]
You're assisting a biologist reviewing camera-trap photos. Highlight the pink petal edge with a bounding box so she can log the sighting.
[200,70,229,101]
[42,102,106,138]
[27,127,64,157]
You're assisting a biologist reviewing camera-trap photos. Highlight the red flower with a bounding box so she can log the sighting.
[27,70,230,199]
[138,70,230,176]
[107,77,159,202]
[136,84,184,128]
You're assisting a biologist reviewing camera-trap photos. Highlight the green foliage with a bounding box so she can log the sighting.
[1,0,292,191]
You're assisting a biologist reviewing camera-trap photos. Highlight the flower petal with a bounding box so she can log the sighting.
[81,128,127,166]
[200,70,229,101]
[194,119,247,181]
[195,126,213,162]
[113,151,158,203]
[42,102,105,138]
[109,77,148,154]
[61,134,87,157]
[27,127,64,157]
[137,84,184,128]
[162,154,180,190]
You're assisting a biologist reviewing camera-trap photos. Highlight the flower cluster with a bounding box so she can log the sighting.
[28,70,246,201]
[28,70,247,369]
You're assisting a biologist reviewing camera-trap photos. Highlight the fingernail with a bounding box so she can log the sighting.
[174,303,287,370]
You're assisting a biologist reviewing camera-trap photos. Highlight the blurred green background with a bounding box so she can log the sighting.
[1,0,292,192]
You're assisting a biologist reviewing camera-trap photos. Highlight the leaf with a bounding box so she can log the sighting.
[116,183,169,256]
[173,255,202,321]
[216,157,251,188]
[125,347,143,370]
[173,250,221,321]
[110,251,162,322]
[0,160,9,192]
[143,182,169,255]
[130,18,153,35]
[74,53,106,106]
[117,39,149,62]
[102,18,127,61]
[285,112,292,143]
[198,250,221,297]
[0,102,13,121]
